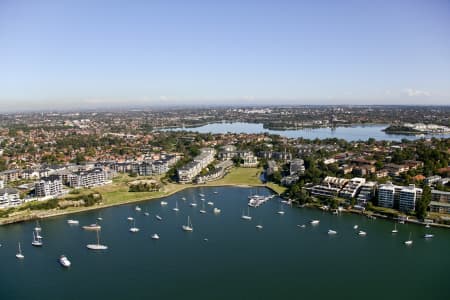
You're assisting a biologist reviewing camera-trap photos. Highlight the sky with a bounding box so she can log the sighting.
[0,0,449,111]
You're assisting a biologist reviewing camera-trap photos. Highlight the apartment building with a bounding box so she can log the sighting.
[34,175,63,197]
[399,184,422,213]
[68,168,110,188]
[0,188,21,208]
[177,148,216,184]
[429,190,450,214]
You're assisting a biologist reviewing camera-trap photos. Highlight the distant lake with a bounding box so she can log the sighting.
[1,186,449,300]
[163,122,450,141]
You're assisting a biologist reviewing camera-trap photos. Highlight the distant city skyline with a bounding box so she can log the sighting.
[1,0,449,111]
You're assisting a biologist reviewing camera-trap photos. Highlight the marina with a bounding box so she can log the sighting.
[0,186,449,300]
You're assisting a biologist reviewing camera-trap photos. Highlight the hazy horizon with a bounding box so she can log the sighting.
[1,0,449,110]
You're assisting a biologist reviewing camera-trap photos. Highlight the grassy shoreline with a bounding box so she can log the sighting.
[0,168,285,226]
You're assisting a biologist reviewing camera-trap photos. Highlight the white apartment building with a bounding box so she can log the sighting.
[378,182,397,208]
[178,148,216,184]
[0,188,21,208]
[399,184,422,213]
[68,168,109,188]
[35,176,63,197]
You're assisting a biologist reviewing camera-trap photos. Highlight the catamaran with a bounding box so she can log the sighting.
[16,242,24,259]
[241,208,252,220]
[182,216,193,232]
[86,230,108,250]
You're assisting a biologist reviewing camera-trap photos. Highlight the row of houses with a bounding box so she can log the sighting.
[218,145,258,167]
[178,148,216,184]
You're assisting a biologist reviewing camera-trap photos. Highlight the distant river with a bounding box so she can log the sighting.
[1,186,449,300]
[163,122,450,141]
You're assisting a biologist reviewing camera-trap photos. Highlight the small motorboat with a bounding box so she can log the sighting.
[213,208,221,214]
[310,220,320,225]
[67,220,79,225]
[358,230,367,236]
[151,233,160,240]
[328,229,337,235]
[424,234,434,239]
[155,215,162,221]
[59,255,71,268]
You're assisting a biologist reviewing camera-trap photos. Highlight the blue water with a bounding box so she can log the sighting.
[1,186,449,300]
[163,122,450,141]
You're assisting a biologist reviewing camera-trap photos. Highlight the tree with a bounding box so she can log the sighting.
[416,185,431,220]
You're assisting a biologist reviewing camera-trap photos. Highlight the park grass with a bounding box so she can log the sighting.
[0,167,286,225]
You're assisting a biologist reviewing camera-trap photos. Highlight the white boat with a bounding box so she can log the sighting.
[213,191,218,194]
[310,220,320,225]
[82,224,101,231]
[67,220,79,225]
[199,193,205,197]
[182,216,193,232]
[129,220,140,233]
[172,201,179,212]
[358,230,367,236]
[213,208,221,214]
[155,215,162,221]
[199,202,206,214]
[190,201,197,207]
[144,212,150,216]
[200,198,205,202]
[207,201,214,206]
[135,206,142,212]
[256,223,263,229]
[97,217,103,221]
[151,233,160,240]
[328,229,337,235]
[353,225,359,230]
[297,224,306,228]
[127,217,134,221]
[391,224,398,234]
[16,242,24,259]
[86,230,108,250]
[181,197,186,201]
[241,208,252,220]
[31,230,43,247]
[424,234,434,239]
[59,255,71,268]
[404,232,413,245]
[160,201,168,206]
[425,223,430,228]
[277,205,285,215]
[34,220,42,232]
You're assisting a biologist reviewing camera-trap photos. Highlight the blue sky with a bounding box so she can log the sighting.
[0,0,449,110]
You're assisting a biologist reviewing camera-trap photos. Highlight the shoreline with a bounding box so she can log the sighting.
[0,182,280,226]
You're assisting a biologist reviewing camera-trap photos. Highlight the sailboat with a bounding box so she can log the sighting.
[172,201,179,212]
[155,214,163,221]
[241,208,252,220]
[199,202,206,214]
[129,220,140,233]
[256,220,263,229]
[391,224,398,234]
[151,233,160,240]
[277,204,285,215]
[16,242,24,259]
[190,198,197,207]
[34,220,42,232]
[404,232,413,245]
[86,230,108,250]
[160,201,168,206]
[135,205,142,212]
[182,216,193,232]
[31,230,43,247]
